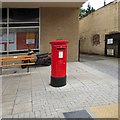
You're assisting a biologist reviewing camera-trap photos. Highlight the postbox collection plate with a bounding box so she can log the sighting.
[58,51,63,58]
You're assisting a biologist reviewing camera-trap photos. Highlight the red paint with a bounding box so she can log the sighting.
[49,40,69,78]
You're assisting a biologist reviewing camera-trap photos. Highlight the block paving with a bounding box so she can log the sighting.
[0,62,118,118]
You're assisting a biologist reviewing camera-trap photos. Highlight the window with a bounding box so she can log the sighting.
[0,8,7,22]
[9,8,39,22]
[1,8,40,52]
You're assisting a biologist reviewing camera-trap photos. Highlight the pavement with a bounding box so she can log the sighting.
[0,56,119,119]
[80,54,119,80]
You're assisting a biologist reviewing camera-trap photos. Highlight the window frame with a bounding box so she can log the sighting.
[1,8,40,53]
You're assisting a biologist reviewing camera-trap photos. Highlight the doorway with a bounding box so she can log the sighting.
[105,33,120,58]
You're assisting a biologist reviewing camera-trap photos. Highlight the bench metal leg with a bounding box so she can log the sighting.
[27,66,29,72]
[27,60,29,72]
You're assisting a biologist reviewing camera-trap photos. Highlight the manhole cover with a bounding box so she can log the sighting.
[63,110,93,119]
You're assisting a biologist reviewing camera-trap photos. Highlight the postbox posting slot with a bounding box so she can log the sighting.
[57,48,65,50]
[56,47,65,59]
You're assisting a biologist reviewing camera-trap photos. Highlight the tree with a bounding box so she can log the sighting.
[79,4,95,19]
[86,4,95,15]
[79,8,87,18]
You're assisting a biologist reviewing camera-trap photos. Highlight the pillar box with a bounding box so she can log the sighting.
[49,40,69,87]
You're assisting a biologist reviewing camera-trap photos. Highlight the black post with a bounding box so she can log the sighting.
[78,40,80,62]
[27,60,29,72]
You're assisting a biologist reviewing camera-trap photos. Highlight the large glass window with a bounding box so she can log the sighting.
[1,8,40,52]
[0,9,7,52]
[0,8,7,23]
[9,8,39,22]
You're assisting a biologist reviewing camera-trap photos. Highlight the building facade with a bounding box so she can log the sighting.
[79,1,120,56]
[1,0,86,61]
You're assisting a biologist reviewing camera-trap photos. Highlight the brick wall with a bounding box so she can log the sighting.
[79,2,119,55]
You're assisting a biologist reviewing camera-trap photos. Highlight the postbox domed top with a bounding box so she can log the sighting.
[49,40,69,45]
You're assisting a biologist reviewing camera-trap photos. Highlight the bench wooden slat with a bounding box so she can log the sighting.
[0,58,35,62]
[0,54,35,59]
[1,62,35,68]
[0,54,36,72]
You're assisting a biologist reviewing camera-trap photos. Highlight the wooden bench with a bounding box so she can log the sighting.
[0,54,36,73]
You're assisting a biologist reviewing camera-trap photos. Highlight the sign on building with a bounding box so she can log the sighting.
[107,38,113,44]
[107,49,114,55]
[92,34,100,46]
[26,32,35,44]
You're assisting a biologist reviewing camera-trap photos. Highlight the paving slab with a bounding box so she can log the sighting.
[1,62,118,118]
[12,102,32,115]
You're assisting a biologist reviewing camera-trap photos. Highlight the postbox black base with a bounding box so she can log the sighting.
[50,76,66,87]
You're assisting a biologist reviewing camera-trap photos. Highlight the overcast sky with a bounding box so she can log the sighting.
[82,0,114,10]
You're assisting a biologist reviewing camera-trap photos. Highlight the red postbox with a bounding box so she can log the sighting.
[49,40,69,87]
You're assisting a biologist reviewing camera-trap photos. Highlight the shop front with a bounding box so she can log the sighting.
[1,0,86,61]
